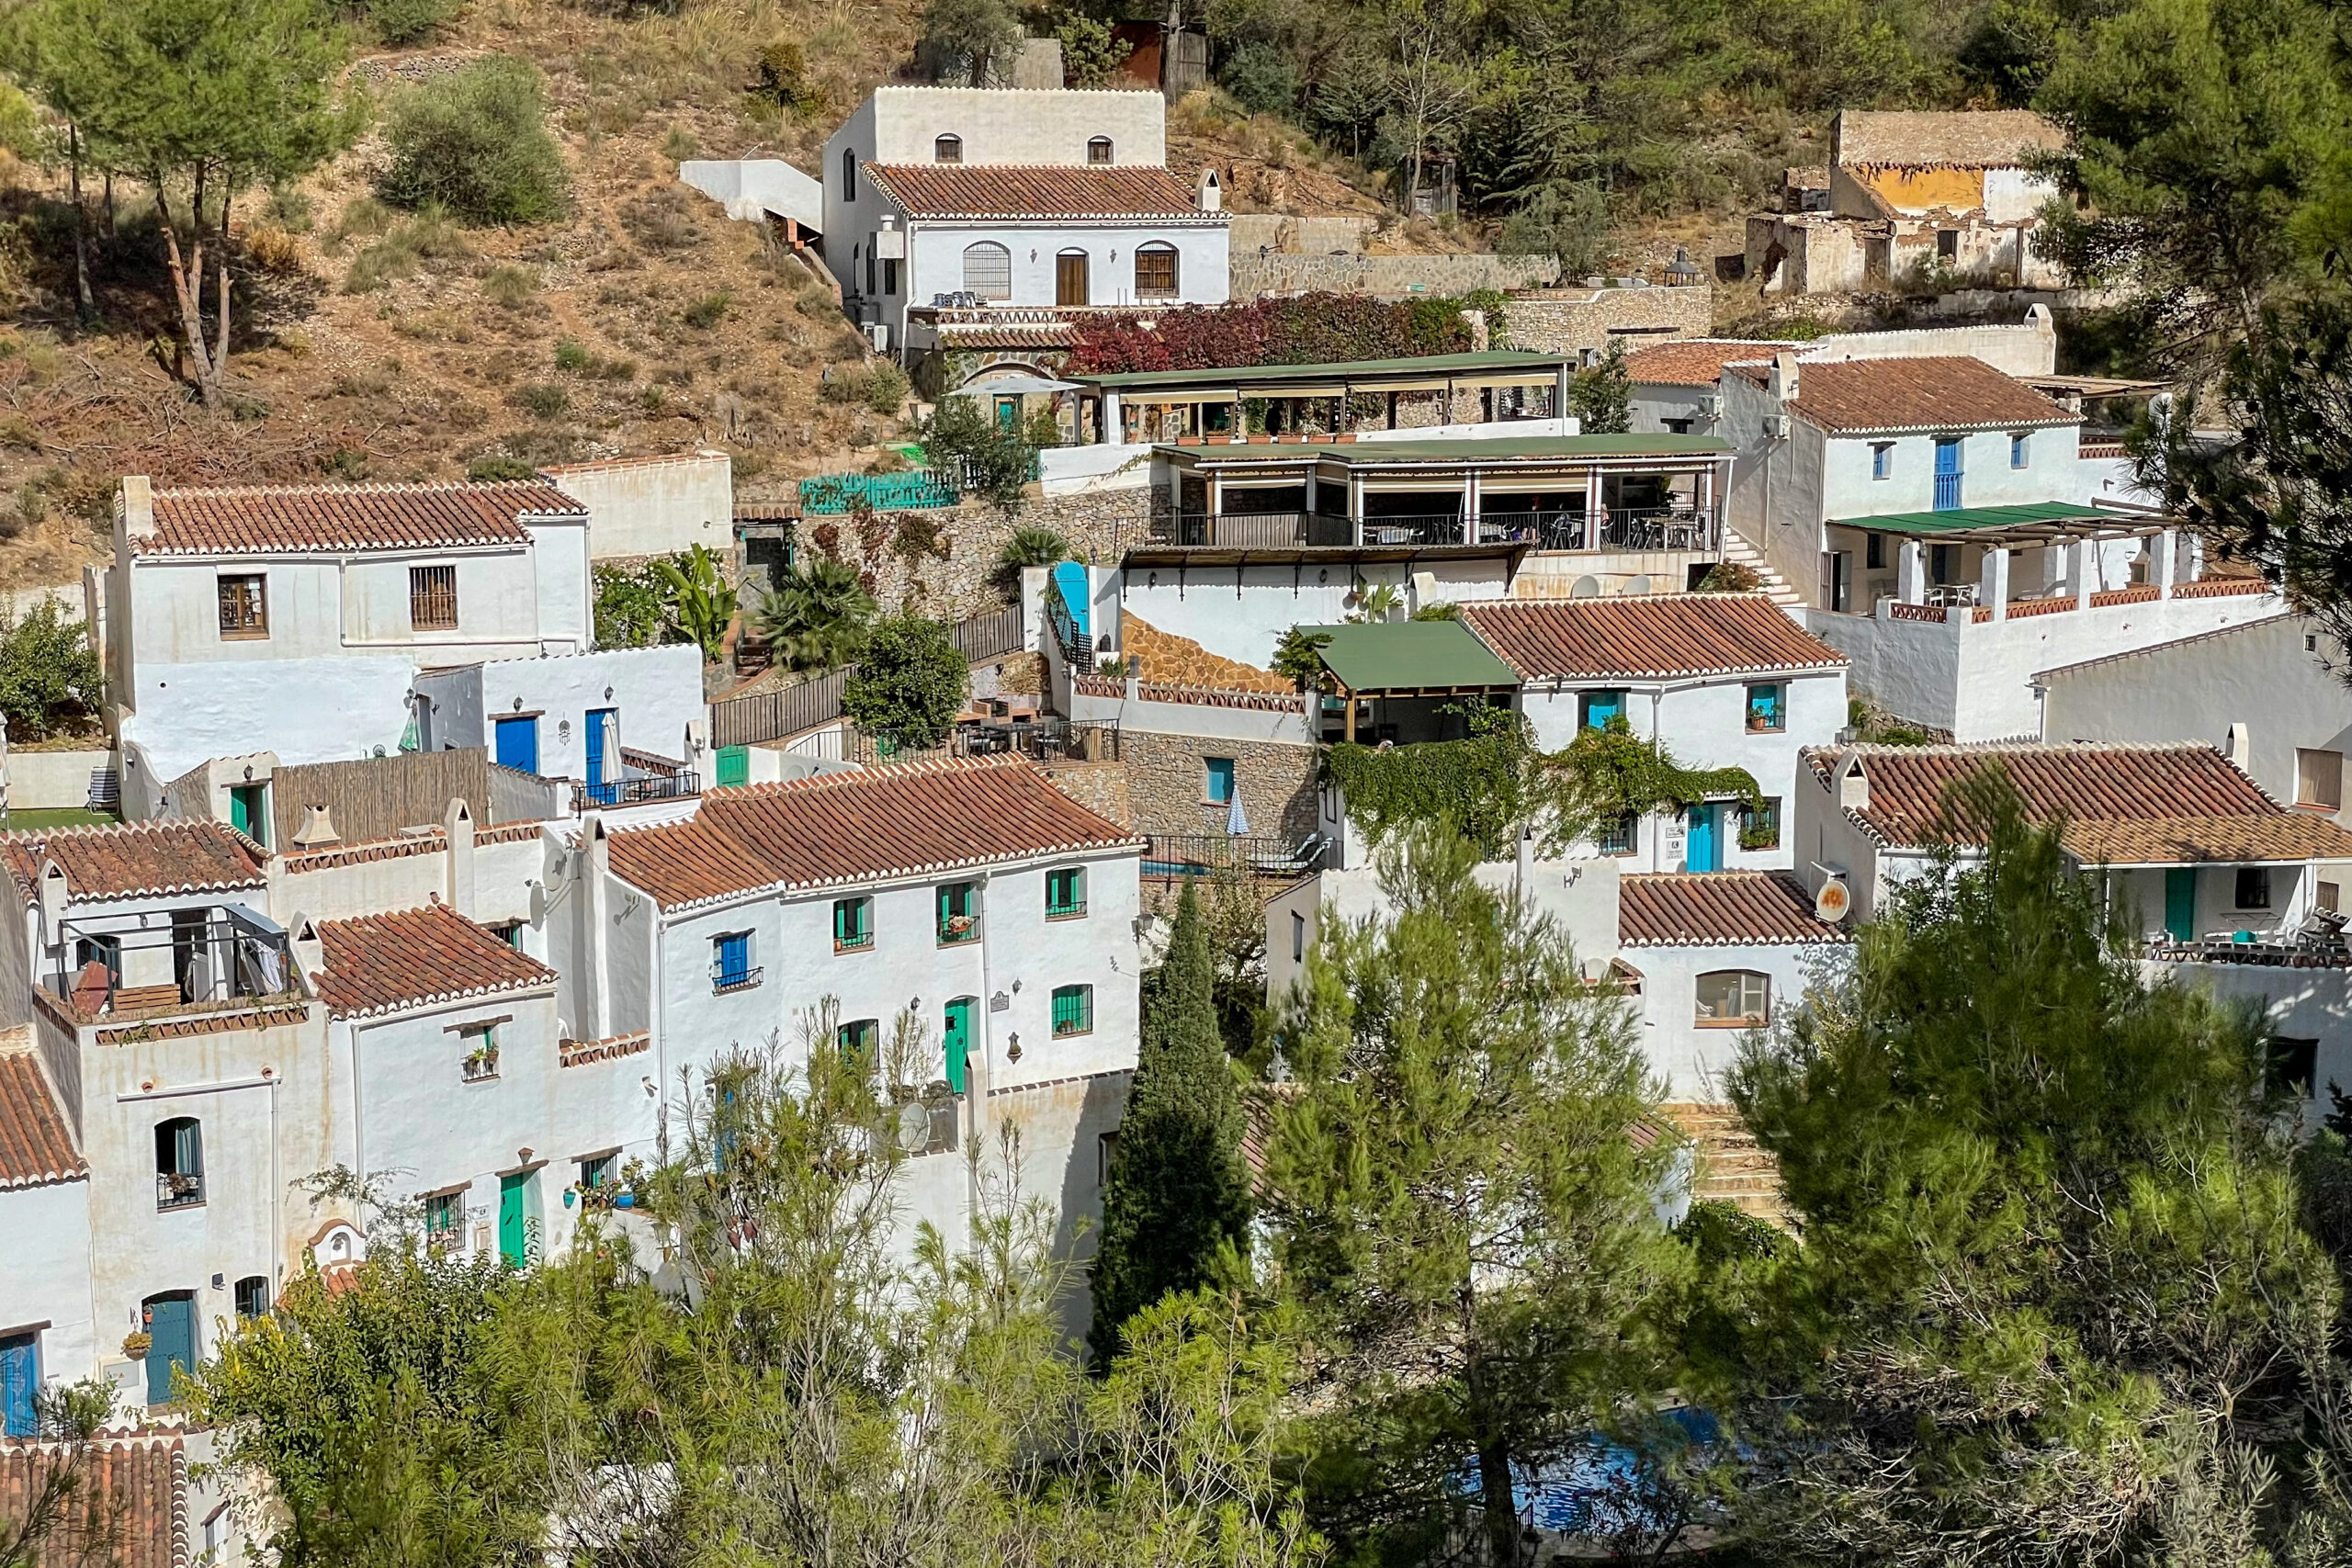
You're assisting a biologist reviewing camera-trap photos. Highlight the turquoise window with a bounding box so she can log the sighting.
[1580,690,1626,729]
[1046,866,1087,918]
[1746,683,1785,732]
[1051,985,1093,1037]
[833,897,873,952]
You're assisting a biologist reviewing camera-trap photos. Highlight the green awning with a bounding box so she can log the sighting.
[1306,620,1521,694]
[1833,502,2146,539]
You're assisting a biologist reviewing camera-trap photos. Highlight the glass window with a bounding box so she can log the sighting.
[833,896,874,952]
[934,133,962,164]
[155,1117,204,1210]
[1046,866,1087,918]
[962,242,1012,301]
[1051,984,1094,1037]
[712,931,757,988]
[1204,757,1236,805]
[217,574,267,637]
[1871,443,1893,480]
[1291,909,1306,962]
[1579,690,1627,730]
[2011,433,2030,468]
[2234,866,2273,909]
[1087,136,1113,164]
[1596,812,1637,856]
[459,1024,498,1080]
[1694,970,1770,1025]
[837,1017,880,1058]
[1745,683,1785,732]
[232,1276,271,1320]
[1742,797,1781,851]
[409,564,458,630]
[937,881,979,944]
[2299,749,2344,810]
[1134,243,1178,299]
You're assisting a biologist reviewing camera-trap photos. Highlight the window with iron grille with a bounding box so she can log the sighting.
[1051,984,1093,1037]
[962,242,1012,301]
[217,574,267,637]
[409,564,458,630]
[934,133,963,164]
[1596,812,1638,856]
[1134,244,1178,299]
[1046,866,1087,918]
[424,1190,462,1243]
[1087,136,1113,164]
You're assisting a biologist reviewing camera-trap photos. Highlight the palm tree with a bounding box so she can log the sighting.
[752,556,877,671]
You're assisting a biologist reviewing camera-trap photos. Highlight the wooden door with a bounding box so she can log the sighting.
[1055,251,1089,307]
[499,1173,529,1268]
[943,998,973,1094]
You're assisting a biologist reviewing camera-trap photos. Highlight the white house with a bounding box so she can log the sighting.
[1792,740,2352,1118]
[412,644,711,808]
[1457,594,1850,872]
[107,479,594,809]
[820,86,1228,361]
[0,1041,94,1433]
[540,450,735,562]
[2036,615,2343,834]
[577,757,1145,1279]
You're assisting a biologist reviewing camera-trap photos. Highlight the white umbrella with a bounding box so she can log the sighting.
[1226,788,1250,837]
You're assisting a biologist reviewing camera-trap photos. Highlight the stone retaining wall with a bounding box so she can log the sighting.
[1506,285,1712,355]
[800,486,1164,621]
[1119,729,1317,843]
[1233,253,1559,301]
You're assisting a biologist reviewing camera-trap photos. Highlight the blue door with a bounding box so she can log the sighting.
[1687,806,1719,873]
[142,1294,194,1406]
[2165,867,2198,942]
[1933,437,1964,511]
[494,716,539,775]
[499,1173,530,1268]
[1052,561,1091,640]
[943,998,973,1094]
[585,708,616,803]
[0,1332,35,1436]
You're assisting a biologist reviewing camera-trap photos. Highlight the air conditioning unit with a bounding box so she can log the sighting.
[1762,414,1790,438]
[866,321,890,353]
[1696,394,1723,417]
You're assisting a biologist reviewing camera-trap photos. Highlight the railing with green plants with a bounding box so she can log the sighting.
[797,470,959,513]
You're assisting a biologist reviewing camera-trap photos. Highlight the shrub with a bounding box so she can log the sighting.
[1220,42,1297,114]
[753,38,813,107]
[661,125,697,161]
[843,614,967,749]
[512,383,568,418]
[243,226,304,275]
[481,264,538,308]
[594,560,671,649]
[0,599,102,740]
[683,293,729,329]
[363,0,462,45]
[553,338,592,371]
[795,286,837,318]
[860,360,910,415]
[466,454,539,481]
[376,56,570,226]
[621,187,700,252]
[1500,181,1611,277]
[342,208,468,292]
[915,395,1034,515]
[1056,10,1133,88]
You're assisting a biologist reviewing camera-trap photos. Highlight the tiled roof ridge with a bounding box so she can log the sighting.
[277,830,446,871]
[153,479,585,507]
[710,752,1035,799]
[560,1030,652,1067]
[474,821,548,845]
[1071,672,1303,710]
[94,1005,311,1045]
[1816,739,2232,758]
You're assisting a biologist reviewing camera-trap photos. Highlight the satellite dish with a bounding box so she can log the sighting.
[895,1101,932,1153]
[1622,574,1653,596]
[1814,874,1852,924]
[1569,575,1601,599]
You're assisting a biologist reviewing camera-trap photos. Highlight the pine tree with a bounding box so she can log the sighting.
[1089,882,1254,1364]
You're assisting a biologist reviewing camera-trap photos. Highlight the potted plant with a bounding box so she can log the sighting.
[121,1331,152,1361]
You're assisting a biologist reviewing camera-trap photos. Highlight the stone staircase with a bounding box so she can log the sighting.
[1664,1102,1793,1228]
[1719,529,1808,611]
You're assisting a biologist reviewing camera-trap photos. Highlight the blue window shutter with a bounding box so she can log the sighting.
[0,1334,35,1437]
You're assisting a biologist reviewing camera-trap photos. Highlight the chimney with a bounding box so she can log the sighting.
[2226,723,2252,770]
[1769,351,1801,405]
[1838,752,1870,812]
[291,805,341,850]
[1195,167,1222,213]
[118,476,156,542]
[445,797,476,918]
[580,816,613,1042]
[290,917,324,992]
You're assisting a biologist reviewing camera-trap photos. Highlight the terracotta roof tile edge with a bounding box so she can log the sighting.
[641,832,1151,911]
[323,971,557,1021]
[93,1005,310,1044]
[560,1031,652,1066]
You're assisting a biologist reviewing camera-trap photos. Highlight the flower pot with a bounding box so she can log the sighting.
[121,1333,152,1361]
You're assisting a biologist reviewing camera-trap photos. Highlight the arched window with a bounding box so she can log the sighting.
[1087,136,1113,164]
[155,1117,203,1210]
[962,242,1012,301]
[1134,243,1178,299]
[934,133,963,164]
[840,148,856,198]
[1694,970,1770,1027]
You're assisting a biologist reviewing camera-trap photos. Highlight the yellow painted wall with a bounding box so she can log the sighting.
[1857,165,1985,214]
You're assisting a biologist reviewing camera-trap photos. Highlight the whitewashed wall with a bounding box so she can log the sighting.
[1119,558,1512,671]
[546,453,734,563]
[5,750,116,811]
[856,86,1168,168]
[419,646,709,779]
[0,1145,96,1387]
[1630,937,1849,1100]
[907,222,1228,310]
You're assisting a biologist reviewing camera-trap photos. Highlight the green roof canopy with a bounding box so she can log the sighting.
[1305,620,1521,694]
[1835,502,2162,542]
[1077,351,1575,393]
[1163,434,1731,466]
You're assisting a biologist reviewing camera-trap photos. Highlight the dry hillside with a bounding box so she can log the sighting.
[0,0,1399,595]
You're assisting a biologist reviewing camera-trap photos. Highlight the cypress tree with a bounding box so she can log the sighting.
[1089,882,1252,1364]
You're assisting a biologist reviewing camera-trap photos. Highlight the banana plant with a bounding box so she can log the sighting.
[653,544,733,663]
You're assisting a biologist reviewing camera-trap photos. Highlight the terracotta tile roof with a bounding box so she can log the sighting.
[1619,872,1847,946]
[0,1436,185,1568]
[278,832,446,873]
[311,904,556,1020]
[1804,742,2340,857]
[476,822,549,846]
[1462,593,1847,681]
[94,1006,310,1045]
[138,482,583,558]
[1625,338,1790,388]
[934,321,1079,350]
[607,756,1142,909]
[1734,355,2077,434]
[1836,108,2066,169]
[0,1051,84,1190]
[864,164,1213,220]
[560,1031,650,1067]
[0,821,266,906]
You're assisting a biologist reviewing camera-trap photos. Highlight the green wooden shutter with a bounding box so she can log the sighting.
[716,746,749,787]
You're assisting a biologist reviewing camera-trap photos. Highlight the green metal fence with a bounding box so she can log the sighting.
[797,469,959,513]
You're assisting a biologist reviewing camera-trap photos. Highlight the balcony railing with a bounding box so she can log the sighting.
[1142,832,1329,881]
[1158,512,1355,547]
[577,770,701,811]
[1146,507,1716,552]
[157,1171,205,1210]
